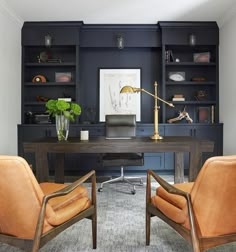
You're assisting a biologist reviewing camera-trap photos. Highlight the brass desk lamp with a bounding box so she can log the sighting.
[120,81,174,140]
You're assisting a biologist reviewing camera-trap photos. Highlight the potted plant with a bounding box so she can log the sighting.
[45,99,81,141]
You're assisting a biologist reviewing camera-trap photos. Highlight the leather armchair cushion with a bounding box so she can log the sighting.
[40,183,89,211]
[155,182,194,209]
[40,183,91,226]
[152,183,194,228]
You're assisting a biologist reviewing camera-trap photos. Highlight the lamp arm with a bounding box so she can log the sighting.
[141,88,174,107]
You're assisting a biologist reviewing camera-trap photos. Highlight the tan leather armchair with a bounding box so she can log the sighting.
[146,155,236,252]
[0,155,97,252]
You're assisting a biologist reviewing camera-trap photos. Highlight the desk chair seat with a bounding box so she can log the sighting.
[98,114,144,195]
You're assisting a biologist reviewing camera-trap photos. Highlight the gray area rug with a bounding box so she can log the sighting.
[0,182,235,252]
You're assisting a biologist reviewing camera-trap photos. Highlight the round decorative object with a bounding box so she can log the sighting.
[169,73,185,82]
[195,90,208,101]
[39,51,48,62]
[32,75,47,83]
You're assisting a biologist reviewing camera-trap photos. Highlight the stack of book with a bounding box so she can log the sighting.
[172,94,185,101]
[165,50,174,62]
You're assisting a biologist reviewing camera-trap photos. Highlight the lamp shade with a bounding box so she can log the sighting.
[120,86,141,93]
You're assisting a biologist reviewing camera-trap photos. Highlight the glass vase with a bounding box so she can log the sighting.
[55,114,69,141]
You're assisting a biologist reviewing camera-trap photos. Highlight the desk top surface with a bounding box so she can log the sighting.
[23,136,214,153]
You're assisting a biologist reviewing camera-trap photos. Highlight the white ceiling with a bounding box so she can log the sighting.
[2,0,236,27]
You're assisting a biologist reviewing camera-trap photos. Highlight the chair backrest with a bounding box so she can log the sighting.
[0,156,53,239]
[105,114,136,139]
[190,155,236,237]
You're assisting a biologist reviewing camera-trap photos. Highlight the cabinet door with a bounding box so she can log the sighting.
[194,124,223,157]
[164,124,192,171]
[165,124,192,136]
[136,124,165,170]
[164,124,223,172]
[18,125,56,173]
[137,124,164,137]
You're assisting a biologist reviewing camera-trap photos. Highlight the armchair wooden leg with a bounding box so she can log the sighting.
[146,210,151,245]
[146,170,152,246]
[92,212,97,249]
[91,172,97,249]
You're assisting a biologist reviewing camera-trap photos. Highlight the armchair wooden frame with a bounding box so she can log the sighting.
[0,170,97,252]
[146,169,236,252]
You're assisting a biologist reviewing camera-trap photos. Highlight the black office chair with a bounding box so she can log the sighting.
[98,114,144,194]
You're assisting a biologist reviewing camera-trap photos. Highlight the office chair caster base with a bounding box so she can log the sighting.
[131,189,136,195]
[98,187,103,192]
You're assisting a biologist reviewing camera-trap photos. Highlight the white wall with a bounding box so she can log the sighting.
[0,2,22,154]
[219,13,236,154]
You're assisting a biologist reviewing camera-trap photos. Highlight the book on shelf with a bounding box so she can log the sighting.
[172,97,185,101]
[172,94,185,101]
[165,50,174,62]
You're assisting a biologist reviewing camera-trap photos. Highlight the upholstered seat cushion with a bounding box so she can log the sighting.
[151,182,194,227]
[40,183,91,226]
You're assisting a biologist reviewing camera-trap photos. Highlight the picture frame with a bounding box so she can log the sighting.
[55,72,72,82]
[193,52,210,63]
[198,106,211,123]
[99,68,141,122]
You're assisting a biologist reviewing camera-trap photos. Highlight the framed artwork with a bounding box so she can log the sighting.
[99,68,141,122]
[198,107,211,123]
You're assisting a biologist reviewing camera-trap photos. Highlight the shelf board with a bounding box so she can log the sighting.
[168,101,217,105]
[166,81,216,85]
[24,82,76,86]
[24,102,46,106]
[165,62,216,66]
[25,62,76,67]
[25,100,76,106]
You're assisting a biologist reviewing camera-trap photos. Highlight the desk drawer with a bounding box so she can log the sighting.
[137,125,164,137]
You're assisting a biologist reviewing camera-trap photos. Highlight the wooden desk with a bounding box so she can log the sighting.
[23,136,214,183]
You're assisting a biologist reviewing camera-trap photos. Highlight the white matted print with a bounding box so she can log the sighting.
[99,69,141,121]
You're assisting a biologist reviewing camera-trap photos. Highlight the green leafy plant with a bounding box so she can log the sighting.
[45,99,81,121]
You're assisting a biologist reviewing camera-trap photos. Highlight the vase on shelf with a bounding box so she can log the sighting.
[55,114,69,141]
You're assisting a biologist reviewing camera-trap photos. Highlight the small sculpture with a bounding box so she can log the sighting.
[168,107,193,123]
[195,90,207,101]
